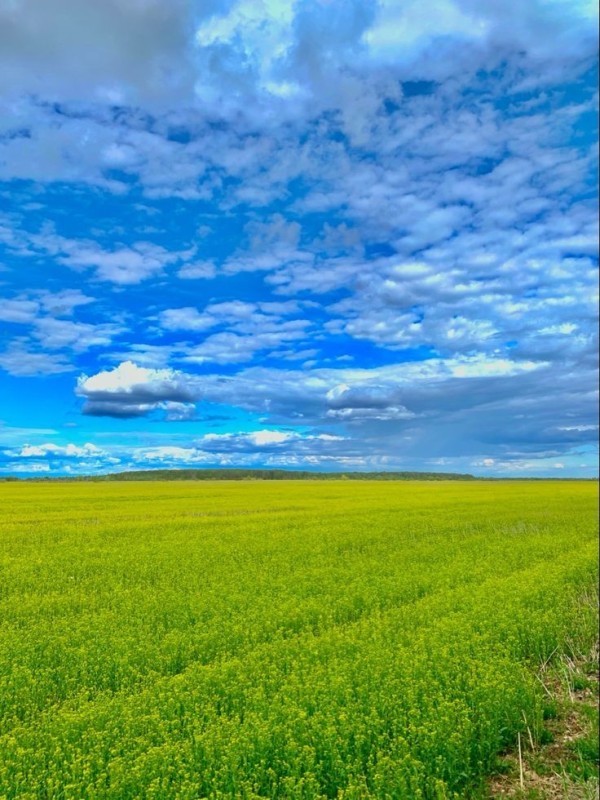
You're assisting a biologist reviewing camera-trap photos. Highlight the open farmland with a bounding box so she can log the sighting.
[0,480,597,799]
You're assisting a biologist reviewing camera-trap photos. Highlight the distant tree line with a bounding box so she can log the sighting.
[2,468,477,482]
[102,469,477,481]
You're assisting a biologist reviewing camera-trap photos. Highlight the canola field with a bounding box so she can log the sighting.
[0,480,597,799]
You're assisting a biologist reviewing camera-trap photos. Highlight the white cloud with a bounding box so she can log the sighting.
[0,342,73,376]
[249,429,292,446]
[76,360,197,417]
[449,358,542,378]
[55,239,187,285]
[32,318,124,352]
[327,405,415,422]
[11,442,104,458]
[159,402,198,421]
[177,260,217,279]
[78,361,175,394]
[3,224,194,284]
[179,319,312,365]
[1,461,50,473]
[38,289,95,316]
[140,446,211,463]
[0,290,94,325]
[558,424,598,432]
[0,298,39,324]
[158,307,216,332]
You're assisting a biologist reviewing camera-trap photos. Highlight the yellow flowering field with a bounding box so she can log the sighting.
[0,480,597,799]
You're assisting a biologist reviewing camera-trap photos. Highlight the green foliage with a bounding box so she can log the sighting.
[0,480,597,799]
[566,704,599,782]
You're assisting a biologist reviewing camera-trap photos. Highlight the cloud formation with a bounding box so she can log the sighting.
[76,361,196,417]
[0,0,597,477]
[66,351,599,475]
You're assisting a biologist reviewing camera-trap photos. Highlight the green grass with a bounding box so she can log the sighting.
[0,480,597,799]
[565,704,599,782]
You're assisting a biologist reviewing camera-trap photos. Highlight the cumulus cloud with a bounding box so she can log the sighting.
[247,429,291,446]
[9,442,104,458]
[76,361,197,417]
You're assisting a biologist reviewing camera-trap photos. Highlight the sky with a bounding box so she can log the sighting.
[0,0,598,478]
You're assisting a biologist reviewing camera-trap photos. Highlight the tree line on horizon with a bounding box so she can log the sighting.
[2,468,477,482]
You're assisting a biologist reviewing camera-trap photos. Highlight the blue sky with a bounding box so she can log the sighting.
[0,0,598,478]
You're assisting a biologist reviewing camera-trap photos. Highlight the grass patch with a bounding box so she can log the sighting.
[488,627,599,799]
